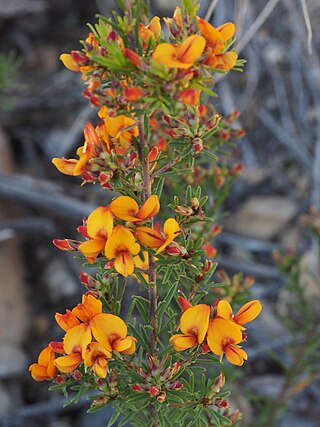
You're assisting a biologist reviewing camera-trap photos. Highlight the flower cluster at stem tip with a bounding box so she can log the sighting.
[29,0,262,419]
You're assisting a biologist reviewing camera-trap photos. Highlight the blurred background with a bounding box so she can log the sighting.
[0,0,319,426]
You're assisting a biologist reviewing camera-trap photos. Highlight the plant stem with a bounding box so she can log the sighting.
[138,119,158,354]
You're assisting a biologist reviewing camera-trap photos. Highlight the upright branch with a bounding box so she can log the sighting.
[138,119,158,354]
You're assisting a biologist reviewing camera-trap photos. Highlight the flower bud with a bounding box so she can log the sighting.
[177,296,192,311]
[156,391,166,403]
[80,272,98,289]
[192,137,203,153]
[72,370,82,380]
[214,397,229,408]
[202,259,214,273]
[166,242,187,257]
[53,239,80,251]
[149,386,160,397]
[210,372,225,395]
[132,383,145,392]
[55,375,66,384]
[175,205,194,216]
[167,381,183,391]
[202,343,210,353]
[190,197,200,211]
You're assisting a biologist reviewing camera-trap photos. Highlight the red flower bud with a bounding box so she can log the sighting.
[214,397,229,408]
[156,391,166,403]
[149,386,160,397]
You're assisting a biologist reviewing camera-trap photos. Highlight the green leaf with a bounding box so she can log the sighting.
[157,282,178,317]
[133,296,150,324]
[108,408,121,426]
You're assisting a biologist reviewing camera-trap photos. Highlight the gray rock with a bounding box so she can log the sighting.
[226,196,298,240]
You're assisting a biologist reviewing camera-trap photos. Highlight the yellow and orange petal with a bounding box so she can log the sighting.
[156,218,180,254]
[105,225,140,259]
[207,317,247,365]
[152,35,205,69]
[86,206,113,240]
[54,353,83,373]
[137,195,160,221]
[104,115,138,149]
[55,309,80,332]
[78,238,106,263]
[169,334,197,351]
[180,304,211,344]
[72,294,102,323]
[29,346,56,381]
[63,323,92,356]
[60,53,80,72]
[52,157,78,176]
[234,300,262,325]
[90,313,129,353]
[136,226,164,248]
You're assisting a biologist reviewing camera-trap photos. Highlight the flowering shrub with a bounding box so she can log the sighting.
[29,1,262,425]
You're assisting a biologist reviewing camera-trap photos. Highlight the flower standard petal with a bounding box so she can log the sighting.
[177,35,206,65]
[87,207,113,239]
[216,300,233,321]
[217,22,236,42]
[234,300,262,326]
[152,43,184,68]
[63,323,92,356]
[179,304,210,344]
[105,225,140,259]
[72,294,103,322]
[196,17,223,46]
[110,196,139,221]
[207,318,243,357]
[90,313,128,352]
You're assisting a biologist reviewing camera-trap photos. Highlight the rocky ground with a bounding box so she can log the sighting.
[0,0,320,426]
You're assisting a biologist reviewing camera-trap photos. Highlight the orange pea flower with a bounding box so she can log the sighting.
[105,225,141,276]
[207,318,247,366]
[163,6,183,29]
[55,323,92,373]
[177,88,201,105]
[52,123,100,176]
[71,294,103,322]
[104,115,138,149]
[170,304,211,351]
[110,195,160,223]
[78,206,113,263]
[139,16,161,42]
[84,342,112,378]
[123,86,144,102]
[29,346,56,381]
[152,35,206,69]
[55,309,80,332]
[136,218,180,254]
[217,300,262,330]
[196,17,237,71]
[90,313,136,355]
